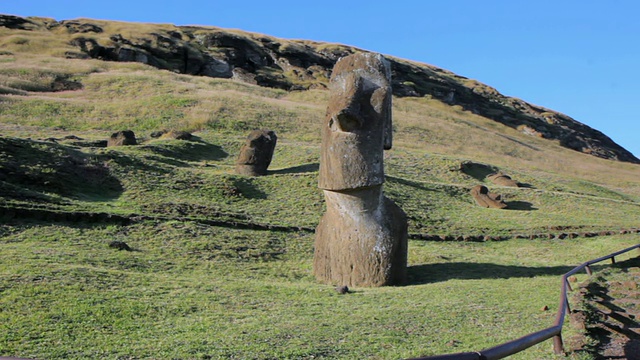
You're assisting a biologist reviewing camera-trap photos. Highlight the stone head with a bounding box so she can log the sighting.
[235,129,277,176]
[318,52,393,191]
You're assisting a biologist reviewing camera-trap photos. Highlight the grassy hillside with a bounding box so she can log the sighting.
[1,16,639,360]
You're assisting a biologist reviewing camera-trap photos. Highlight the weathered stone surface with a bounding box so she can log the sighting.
[150,130,166,138]
[235,130,277,176]
[318,53,392,191]
[107,130,137,147]
[487,172,519,187]
[201,57,233,78]
[470,185,508,209]
[51,76,83,91]
[314,187,408,287]
[117,47,149,63]
[314,53,408,287]
[0,14,43,30]
[59,20,103,34]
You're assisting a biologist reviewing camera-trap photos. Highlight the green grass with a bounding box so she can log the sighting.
[0,130,638,359]
[1,220,638,359]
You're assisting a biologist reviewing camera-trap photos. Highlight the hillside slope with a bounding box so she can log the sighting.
[1,14,638,164]
[1,13,639,236]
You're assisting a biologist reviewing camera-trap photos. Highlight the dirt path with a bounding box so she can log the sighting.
[570,256,640,359]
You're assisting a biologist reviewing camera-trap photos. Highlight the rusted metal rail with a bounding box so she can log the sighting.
[409,243,640,360]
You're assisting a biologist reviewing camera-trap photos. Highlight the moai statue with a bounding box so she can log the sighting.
[235,129,277,176]
[487,172,519,187]
[313,53,408,287]
[470,185,508,209]
[107,130,137,147]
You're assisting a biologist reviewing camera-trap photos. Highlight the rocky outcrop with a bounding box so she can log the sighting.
[1,14,638,163]
[0,14,46,30]
[313,53,408,287]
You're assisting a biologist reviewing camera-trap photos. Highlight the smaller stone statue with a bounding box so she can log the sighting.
[107,130,137,147]
[470,185,508,209]
[235,129,277,176]
[487,172,519,187]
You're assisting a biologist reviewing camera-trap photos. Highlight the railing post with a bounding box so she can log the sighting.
[553,334,564,354]
[611,256,616,264]
[585,265,592,276]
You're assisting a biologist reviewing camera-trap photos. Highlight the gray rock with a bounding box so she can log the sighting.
[202,57,233,78]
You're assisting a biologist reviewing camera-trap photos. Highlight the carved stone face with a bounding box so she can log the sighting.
[235,129,277,176]
[319,53,393,191]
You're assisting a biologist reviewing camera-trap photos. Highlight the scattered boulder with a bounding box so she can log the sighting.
[150,130,167,138]
[51,76,83,91]
[107,130,137,147]
[335,285,350,295]
[487,172,520,187]
[235,129,277,176]
[470,185,508,209]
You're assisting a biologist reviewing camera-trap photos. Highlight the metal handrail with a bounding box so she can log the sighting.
[409,243,640,360]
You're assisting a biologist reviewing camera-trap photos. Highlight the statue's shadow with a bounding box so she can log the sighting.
[407,262,574,285]
[505,201,537,211]
[269,163,319,175]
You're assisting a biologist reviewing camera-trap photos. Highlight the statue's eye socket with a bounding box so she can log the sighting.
[336,112,361,132]
[328,118,339,132]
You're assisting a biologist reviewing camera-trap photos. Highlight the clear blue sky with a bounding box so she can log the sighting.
[4,0,639,158]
